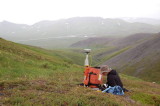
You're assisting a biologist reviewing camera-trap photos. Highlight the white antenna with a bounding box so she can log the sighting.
[84,49,91,67]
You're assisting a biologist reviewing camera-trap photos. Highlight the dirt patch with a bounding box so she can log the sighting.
[30,80,47,86]
[124,96,136,104]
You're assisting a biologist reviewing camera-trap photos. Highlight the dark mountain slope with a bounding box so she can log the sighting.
[112,33,154,47]
[70,37,117,48]
[70,33,154,48]
[102,33,160,83]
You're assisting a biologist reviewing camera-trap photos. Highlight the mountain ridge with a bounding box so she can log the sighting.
[70,33,154,48]
[0,17,160,49]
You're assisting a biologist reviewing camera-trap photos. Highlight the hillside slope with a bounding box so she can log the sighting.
[70,33,154,48]
[102,33,160,83]
[70,37,118,48]
[0,39,160,106]
[0,38,78,80]
[112,33,154,47]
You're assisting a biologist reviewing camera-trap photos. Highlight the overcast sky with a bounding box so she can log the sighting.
[0,0,160,25]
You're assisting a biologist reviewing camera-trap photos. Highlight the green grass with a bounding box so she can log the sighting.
[131,93,160,105]
[50,49,85,65]
[0,38,160,106]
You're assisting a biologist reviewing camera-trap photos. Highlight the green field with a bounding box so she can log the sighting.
[0,38,160,106]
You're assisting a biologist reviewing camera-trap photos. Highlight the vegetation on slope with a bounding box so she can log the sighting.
[50,49,85,66]
[103,33,160,83]
[0,38,160,106]
[0,38,76,80]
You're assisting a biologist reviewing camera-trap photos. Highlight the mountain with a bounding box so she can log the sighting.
[70,33,154,48]
[121,17,160,25]
[0,21,30,40]
[102,33,160,83]
[70,36,118,48]
[0,17,160,48]
[111,33,154,47]
[0,38,160,106]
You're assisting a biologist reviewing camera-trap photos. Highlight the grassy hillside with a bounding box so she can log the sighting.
[0,38,78,80]
[49,49,85,66]
[103,33,160,83]
[0,38,160,106]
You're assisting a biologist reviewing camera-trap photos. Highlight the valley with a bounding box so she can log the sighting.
[0,17,160,105]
